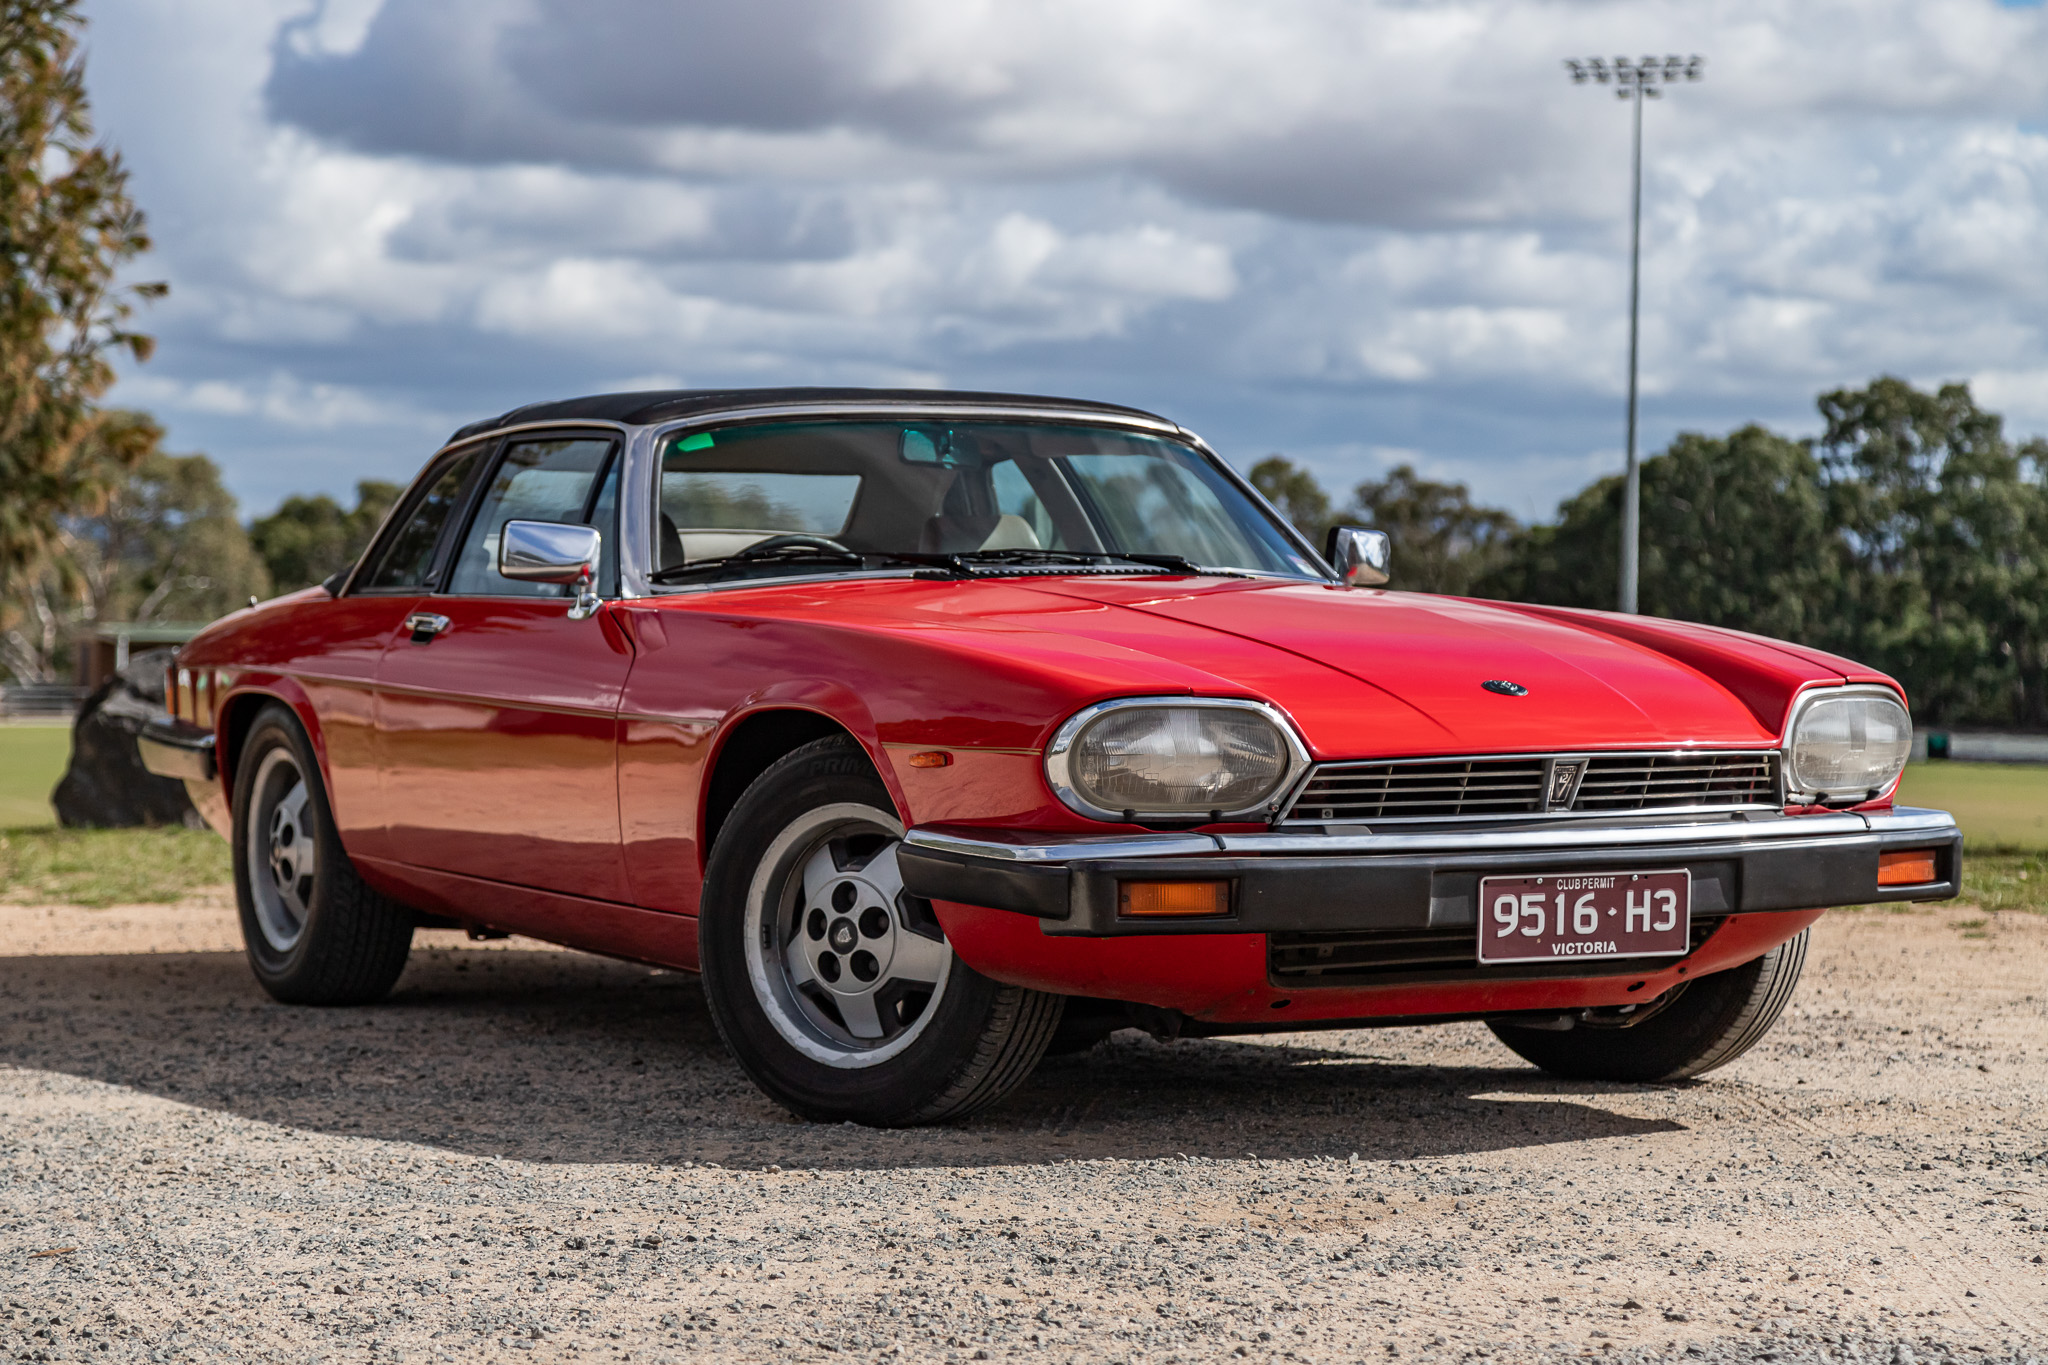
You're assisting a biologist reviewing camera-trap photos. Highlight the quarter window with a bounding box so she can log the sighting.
[357,447,484,591]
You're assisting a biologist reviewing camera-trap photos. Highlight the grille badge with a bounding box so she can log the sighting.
[1482,679,1528,696]
[1544,757,1588,811]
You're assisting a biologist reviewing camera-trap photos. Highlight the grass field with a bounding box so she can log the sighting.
[0,723,70,827]
[1894,760,2048,852]
[2,724,2045,909]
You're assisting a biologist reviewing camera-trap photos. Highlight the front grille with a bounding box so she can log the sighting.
[1280,751,1777,823]
[1269,915,1726,988]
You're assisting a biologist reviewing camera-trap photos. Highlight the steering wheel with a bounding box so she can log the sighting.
[732,534,859,560]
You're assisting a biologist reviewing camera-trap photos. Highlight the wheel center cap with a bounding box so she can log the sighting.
[804,869,899,996]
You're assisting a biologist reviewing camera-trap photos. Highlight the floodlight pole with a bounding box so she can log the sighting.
[1621,76,1644,617]
[1564,54,1702,615]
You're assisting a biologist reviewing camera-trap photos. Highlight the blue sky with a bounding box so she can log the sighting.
[82,0,2048,520]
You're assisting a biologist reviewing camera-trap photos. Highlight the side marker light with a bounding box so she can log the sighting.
[1877,849,1938,886]
[1118,880,1229,918]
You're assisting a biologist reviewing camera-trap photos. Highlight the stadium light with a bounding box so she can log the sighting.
[1564,54,1704,615]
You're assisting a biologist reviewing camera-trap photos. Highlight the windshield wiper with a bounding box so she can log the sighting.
[649,544,862,583]
[932,549,1260,578]
[649,545,964,585]
[649,544,1261,585]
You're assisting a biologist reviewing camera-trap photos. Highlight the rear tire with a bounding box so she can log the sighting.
[1488,928,1809,1082]
[698,735,1062,1125]
[232,704,414,1005]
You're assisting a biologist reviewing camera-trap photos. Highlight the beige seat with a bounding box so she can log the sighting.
[977,515,1042,552]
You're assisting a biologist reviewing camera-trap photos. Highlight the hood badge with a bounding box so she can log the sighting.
[1482,679,1529,697]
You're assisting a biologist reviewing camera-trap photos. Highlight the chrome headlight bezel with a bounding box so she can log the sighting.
[1781,684,1913,806]
[1044,696,1311,823]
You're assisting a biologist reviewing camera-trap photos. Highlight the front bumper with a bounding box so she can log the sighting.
[897,806,1963,938]
[137,718,230,838]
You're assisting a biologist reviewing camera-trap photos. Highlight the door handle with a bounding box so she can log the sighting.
[404,612,451,643]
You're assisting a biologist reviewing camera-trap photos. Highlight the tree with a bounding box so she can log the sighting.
[1815,377,2048,725]
[1479,424,1837,646]
[249,480,401,592]
[0,1,164,679]
[1248,456,1334,548]
[80,446,270,625]
[1346,464,1518,595]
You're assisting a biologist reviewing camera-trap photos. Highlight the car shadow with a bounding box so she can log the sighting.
[2,941,1683,1170]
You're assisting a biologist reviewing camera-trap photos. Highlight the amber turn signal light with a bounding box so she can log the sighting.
[1118,880,1229,917]
[906,751,953,768]
[1877,849,1939,886]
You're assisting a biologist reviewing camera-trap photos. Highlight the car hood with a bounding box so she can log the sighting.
[1016,578,1790,754]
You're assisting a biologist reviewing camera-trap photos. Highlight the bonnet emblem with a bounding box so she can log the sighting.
[1482,679,1528,697]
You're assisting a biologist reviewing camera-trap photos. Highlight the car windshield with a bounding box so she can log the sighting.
[652,420,1324,583]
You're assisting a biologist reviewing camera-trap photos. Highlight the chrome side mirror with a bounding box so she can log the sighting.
[499,519,603,619]
[1326,526,1390,588]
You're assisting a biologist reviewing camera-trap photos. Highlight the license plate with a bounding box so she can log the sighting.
[1477,869,1690,964]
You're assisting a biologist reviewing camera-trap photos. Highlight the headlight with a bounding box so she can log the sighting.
[1046,699,1305,821]
[1785,687,1912,804]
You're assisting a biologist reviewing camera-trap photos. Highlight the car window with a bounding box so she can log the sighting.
[1060,452,1282,570]
[658,446,863,568]
[447,437,617,596]
[356,446,485,592]
[987,458,1065,550]
[650,421,1318,580]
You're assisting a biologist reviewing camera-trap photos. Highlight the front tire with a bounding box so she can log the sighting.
[698,736,1062,1125]
[232,704,414,1005]
[1488,928,1810,1082]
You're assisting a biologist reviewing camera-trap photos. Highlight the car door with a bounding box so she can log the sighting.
[374,431,636,903]
[317,441,493,862]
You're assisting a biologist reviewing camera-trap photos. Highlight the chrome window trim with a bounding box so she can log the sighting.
[1043,695,1312,823]
[1273,748,1783,825]
[635,404,1334,597]
[1780,683,1912,805]
[339,419,633,599]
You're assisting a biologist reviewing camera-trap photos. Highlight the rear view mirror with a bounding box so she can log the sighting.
[499,519,602,619]
[1326,526,1390,588]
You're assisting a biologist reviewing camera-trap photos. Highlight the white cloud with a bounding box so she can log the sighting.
[77,0,2048,519]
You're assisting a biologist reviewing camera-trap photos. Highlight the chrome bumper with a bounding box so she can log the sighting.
[137,717,216,783]
[137,718,229,838]
[896,807,1964,937]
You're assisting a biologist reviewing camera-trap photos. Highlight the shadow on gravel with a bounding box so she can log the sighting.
[2,942,1682,1169]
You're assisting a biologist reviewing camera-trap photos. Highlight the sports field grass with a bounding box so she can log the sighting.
[0,723,69,827]
[1894,760,2048,853]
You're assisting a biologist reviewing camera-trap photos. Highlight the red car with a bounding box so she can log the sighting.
[139,388,1960,1125]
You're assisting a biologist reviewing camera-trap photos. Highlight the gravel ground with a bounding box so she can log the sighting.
[2,892,2044,1364]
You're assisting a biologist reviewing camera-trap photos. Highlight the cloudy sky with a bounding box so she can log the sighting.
[80,0,2048,518]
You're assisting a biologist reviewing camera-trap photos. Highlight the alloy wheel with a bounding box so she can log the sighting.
[743,803,954,1068]
[247,747,317,953]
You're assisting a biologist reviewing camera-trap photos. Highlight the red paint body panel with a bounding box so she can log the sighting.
[171,559,1872,1016]
[375,596,637,903]
[355,856,698,971]
[1033,579,1780,752]
[181,592,418,859]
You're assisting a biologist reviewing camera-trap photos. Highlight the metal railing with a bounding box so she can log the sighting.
[0,684,86,719]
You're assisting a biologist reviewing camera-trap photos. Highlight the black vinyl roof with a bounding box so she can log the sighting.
[446,387,1174,445]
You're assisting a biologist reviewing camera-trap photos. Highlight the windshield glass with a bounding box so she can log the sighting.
[653,421,1322,582]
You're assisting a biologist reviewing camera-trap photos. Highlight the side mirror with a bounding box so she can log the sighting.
[1325,526,1390,588]
[499,519,602,619]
